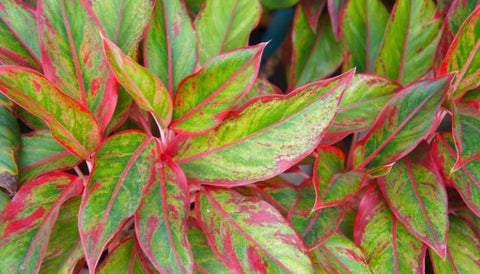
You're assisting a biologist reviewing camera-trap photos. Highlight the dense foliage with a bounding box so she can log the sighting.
[0,0,479,273]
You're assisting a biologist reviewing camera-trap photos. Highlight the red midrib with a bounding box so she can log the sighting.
[114,0,126,44]
[406,158,443,249]
[219,0,240,54]
[397,0,412,83]
[160,0,174,94]
[204,190,295,273]
[392,216,399,274]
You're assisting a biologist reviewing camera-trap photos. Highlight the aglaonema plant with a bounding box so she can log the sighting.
[0,0,478,273]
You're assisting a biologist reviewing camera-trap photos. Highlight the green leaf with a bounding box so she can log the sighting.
[175,71,353,185]
[261,0,298,10]
[196,188,314,273]
[434,133,480,217]
[18,130,80,185]
[39,197,84,274]
[0,67,101,160]
[327,0,347,39]
[103,37,173,129]
[313,146,367,209]
[38,0,118,130]
[0,106,20,194]
[188,221,231,273]
[236,77,282,106]
[378,155,448,257]
[91,0,154,57]
[312,232,372,273]
[171,44,265,135]
[430,214,480,273]
[300,0,327,31]
[374,0,442,85]
[288,7,343,89]
[452,103,480,169]
[80,131,159,271]
[354,185,426,273]
[0,173,82,274]
[0,0,41,70]
[144,0,197,93]
[185,0,204,14]
[438,6,480,99]
[0,191,10,214]
[326,74,400,136]
[195,0,261,65]
[97,237,156,274]
[254,180,347,249]
[341,0,389,72]
[135,157,193,273]
[352,76,451,170]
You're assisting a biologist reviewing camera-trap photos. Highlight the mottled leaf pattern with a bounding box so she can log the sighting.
[188,221,231,273]
[144,0,197,93]
[353,76,451,170]
[354,185,426,273]
[135,157,193,273]
[103,37,173,129]
[80,131,159,271]
[312,232,372,273]
[39,197,84,274]
[92,0,154,57]
[313,146,366,209]
[195,0,261,65]
[254,180,347,249]
[0,106,20,194]
[341,0,389,73]
[452,103,480,169]
[438,6,480,99]
[196,188,314,273]
[175,71,352,185]
[236,77,282,106]
[378,155,448,257]
[97,237,155,274]
[430,214,480,273]
[375,0,442,85]
[0,67,101,160]
[0,0,41,69]
[0,173,82,274]
[289,7,343,89]
[18,130,80,185]
[38,0,118,130]
[327,74,400,136]
[172,44,264,135]
[434,133,480,216]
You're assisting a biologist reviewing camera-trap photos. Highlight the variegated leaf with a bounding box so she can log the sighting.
[0,0,41,69]
[195,0,261,65]
[438,5,480,99]
[18,130,80,185]
[135,157,193,273]
[103,37,173,129]
[38,0,118,130]
[341,0,389,73]
[97,237,156,274]
[39,197,84,274]
[171,44,265,135]
[378,155,448,257]
[254,180,347,249]
[313,146,367,209]
[430,213,480,273]
[353,76,451,171]
[0,173,82,274]
[326,0,346,39]
[288,6,343,89]
[188,220,231,273]
[236,77,282,106]
[374,0,442,85]
[196,187,314,273]
[354,185,426,273]
[434,133,480,216]
[312,232,372,273]
[0,106,20,194]
[80,131,159,271]
[174,71,353,185]
[300,0,326,31]
[144,0,197,93]
[452,103,480,169]
[0,67,101,160]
